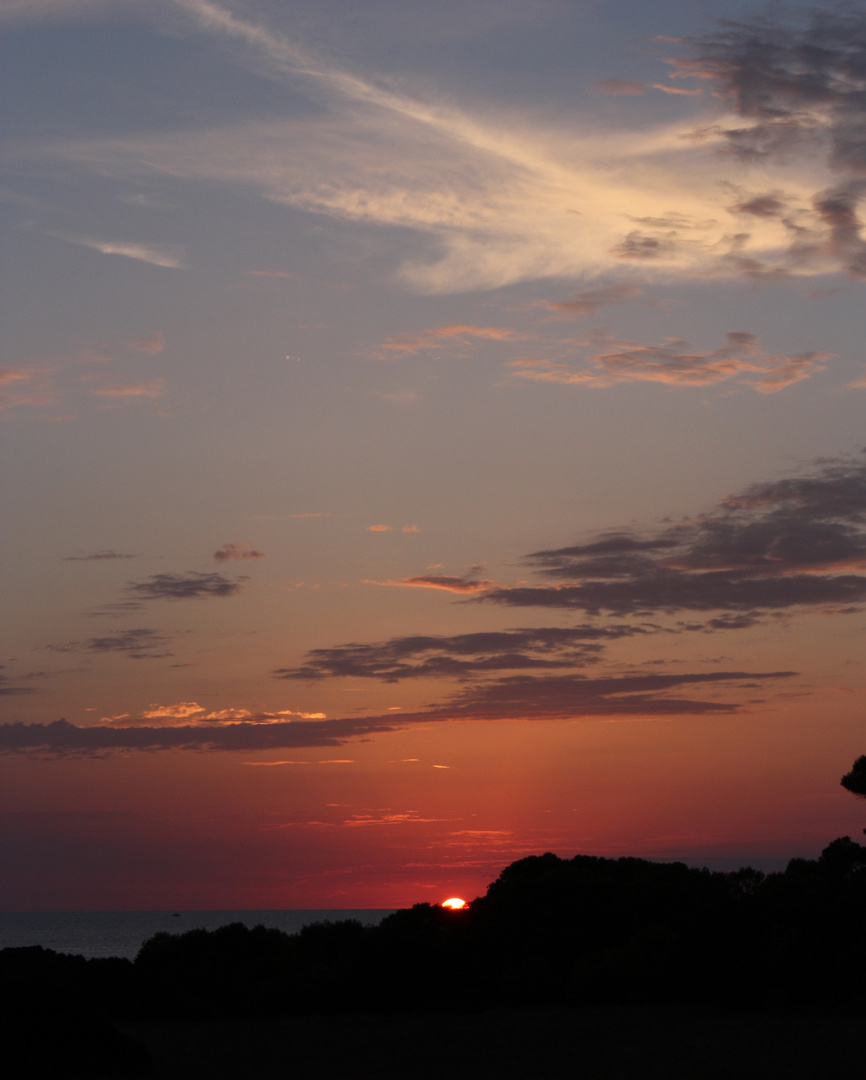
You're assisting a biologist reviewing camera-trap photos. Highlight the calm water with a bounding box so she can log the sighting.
[0,910,396,960]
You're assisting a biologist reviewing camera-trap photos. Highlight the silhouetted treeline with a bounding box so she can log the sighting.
[4,837,866,1066]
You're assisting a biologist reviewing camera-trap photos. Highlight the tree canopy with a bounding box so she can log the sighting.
[841,755,866,799]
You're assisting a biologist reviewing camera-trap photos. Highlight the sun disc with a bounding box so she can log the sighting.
[441,897,467,910]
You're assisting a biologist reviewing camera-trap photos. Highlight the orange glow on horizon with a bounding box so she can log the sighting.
[441,897,468,910]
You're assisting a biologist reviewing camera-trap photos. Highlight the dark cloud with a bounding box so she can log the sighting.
[0,667,793,754]
[412,669,794,723]
[613,231,675,259]
[730,194,786,217]
[0,716,395,755]
[0,667,34,696]
[483,451,866,617]
[275,624,652,683]
[64,551,137,562]
[126,571,245,600]
[49,629,173,660]
[674,9,866,276]
[676,9,866,169]
[86,600,146,618]
[213,543,265,562]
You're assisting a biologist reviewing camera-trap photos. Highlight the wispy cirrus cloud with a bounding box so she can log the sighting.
[483,450,866,617]
[40,2,866,290]
[52,234,183,269]
[92,379,164,399]
[126,570,246,600]
[213,542,265,562]
[374,324,523,358]
[509,331,830,392]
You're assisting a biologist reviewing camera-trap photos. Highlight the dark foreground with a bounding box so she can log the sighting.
[122,1006,865,1080]
[5,840,866,1077]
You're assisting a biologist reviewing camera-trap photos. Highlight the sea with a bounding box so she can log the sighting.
[0,910,397,961]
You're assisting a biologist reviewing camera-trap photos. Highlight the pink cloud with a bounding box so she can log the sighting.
[376,324,522,357]
[650,83,703,96]
[367,574,494,594]
[93,379,164,399]
[127,332,165,355]
[595,79,646,95]
[509,332,831,392]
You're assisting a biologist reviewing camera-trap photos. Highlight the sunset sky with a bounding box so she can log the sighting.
[2,0,866,910]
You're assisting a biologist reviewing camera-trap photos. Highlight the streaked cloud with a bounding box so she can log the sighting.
[375,324,523,358]
[595,79,646,96]
[105,702,326,726]
[92,379,164,399]
[509,331,830,392]
[0,667,794,754]
[0,715,395,754]
[64,550,137,562]
[213,542,265,562]
[540,283,642,317]
[48,628,173,660]
[274,624,654,683]
[0,666,34,697]
[368,573,495,593]
[126,570,245,600]
[127,332,166,355]
[483,450,866,617]
[54,235,183,269]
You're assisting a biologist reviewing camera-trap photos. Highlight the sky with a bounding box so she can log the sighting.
[2,0,866,910]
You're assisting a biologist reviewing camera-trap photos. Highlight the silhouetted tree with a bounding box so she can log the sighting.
[841,755,866,798]
[841,756,866,833]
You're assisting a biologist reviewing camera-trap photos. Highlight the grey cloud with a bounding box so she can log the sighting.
[731,194,786,217]
[86,600,146,618]
[0,666,34,696]
[483,450,866,617]
[0,667,793,754]
[0,716,396,755]
[678,9,866,168]
[275,624,652,683]
[49,628,173,660]
[126,571,245,600]
[412,669,795,723]
[213,543,265,562]
[613,231,675,260]
[675,9,866,276]
[64,550,137,562]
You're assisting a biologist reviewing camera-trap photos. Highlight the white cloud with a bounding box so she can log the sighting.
[52,234,183,269]
[33,2,854,291]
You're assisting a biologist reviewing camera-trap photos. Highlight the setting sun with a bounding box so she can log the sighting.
[441,898,468,911]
